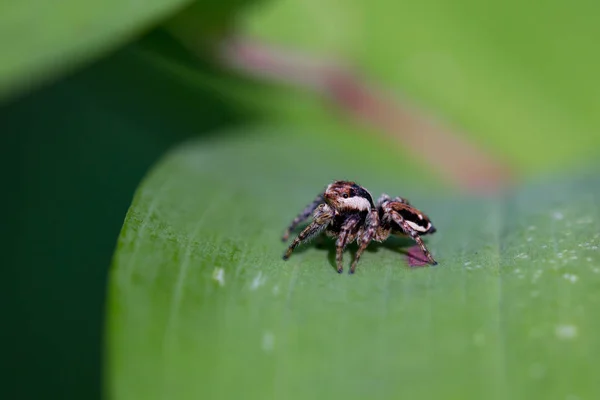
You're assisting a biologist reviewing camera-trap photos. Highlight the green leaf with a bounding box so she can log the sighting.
[107,128,600,399]
[0,0,277,101]
[240,0,600,173]
[0,0,207,101]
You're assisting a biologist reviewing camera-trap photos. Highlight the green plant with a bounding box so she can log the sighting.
[3,1,600,399]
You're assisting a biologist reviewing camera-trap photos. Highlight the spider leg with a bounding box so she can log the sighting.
[377,194,410,207]
[283,221,327,260]
[283,204,333,259]
[335,215,361,273]
[392,196,410,205]
[390,213,437,265]
[350,208,379,274]
[282,193,324,241]
[376,193,392,208]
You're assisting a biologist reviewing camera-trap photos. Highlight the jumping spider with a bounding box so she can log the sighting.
[282,180,437,273]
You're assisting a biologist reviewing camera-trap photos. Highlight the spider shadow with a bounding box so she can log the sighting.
[287,233,427,272]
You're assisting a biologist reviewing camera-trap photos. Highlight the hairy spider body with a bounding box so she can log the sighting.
[281,182,437,274]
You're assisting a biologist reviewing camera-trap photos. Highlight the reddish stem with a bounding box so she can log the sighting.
[218,36,513,193]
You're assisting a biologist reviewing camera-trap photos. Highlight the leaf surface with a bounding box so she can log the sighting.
[107,128,600,399]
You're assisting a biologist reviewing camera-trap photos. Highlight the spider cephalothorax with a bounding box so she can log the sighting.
[281,180,378,273]
[281,181,437,273]
[322,181,374,212]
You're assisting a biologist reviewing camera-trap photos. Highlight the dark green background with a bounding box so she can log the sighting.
[1,31,245,400]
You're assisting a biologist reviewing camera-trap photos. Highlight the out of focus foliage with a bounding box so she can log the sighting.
[0,0,263,101]
[3,1,600,400]
[241,0,600,173]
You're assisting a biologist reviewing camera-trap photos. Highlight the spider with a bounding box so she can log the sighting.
[281,181,438,273]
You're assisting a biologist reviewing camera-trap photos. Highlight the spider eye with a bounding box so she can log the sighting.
[342,193,349,199]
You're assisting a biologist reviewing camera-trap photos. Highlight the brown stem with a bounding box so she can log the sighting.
[217,35,513,193]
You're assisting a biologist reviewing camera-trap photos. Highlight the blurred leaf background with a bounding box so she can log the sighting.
[2,0,599,399]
